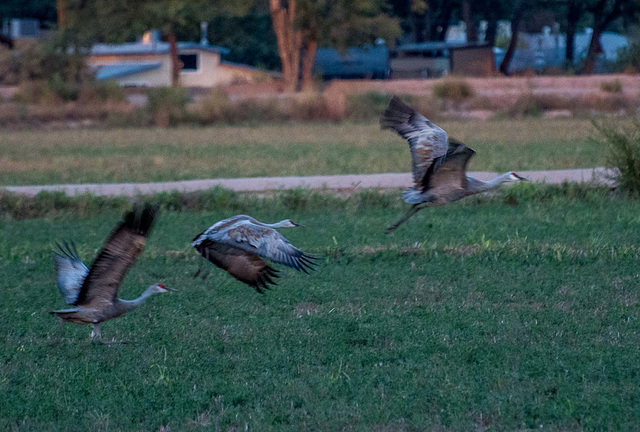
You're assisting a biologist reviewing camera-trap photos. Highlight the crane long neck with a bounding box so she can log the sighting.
[120,287,156,310]
[470,173,511,192]
[262,220,290,228]
[237,216,291,228]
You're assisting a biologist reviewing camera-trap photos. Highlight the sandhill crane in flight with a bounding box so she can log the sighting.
[192,215,315,293]
[51,204,169,341]
[381,96,527,233]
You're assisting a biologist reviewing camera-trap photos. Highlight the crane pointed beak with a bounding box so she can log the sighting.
[158,284,176,292]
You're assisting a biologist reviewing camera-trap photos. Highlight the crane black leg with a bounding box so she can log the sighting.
[385,204,423,234]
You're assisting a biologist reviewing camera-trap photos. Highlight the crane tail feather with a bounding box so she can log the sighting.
[402,187,425,204]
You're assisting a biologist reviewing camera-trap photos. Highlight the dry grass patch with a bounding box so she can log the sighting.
[0,119,609,185]
[294,302,321,318]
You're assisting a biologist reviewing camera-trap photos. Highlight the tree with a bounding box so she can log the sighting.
[462,0,478,43]
[535,0,586,67]
[56,0,67,30]
[269,0,302,92]
[301,0,400,89]
[582,0,639,73]
[484,0,505,46]
[0,0,57,25]
[385,0,425,42]
[69,0,254,86]
[499,0,526,75]
[427,0,454,41]
[207,8,280,70]
[565,0,585,65]
[269,0,400,92]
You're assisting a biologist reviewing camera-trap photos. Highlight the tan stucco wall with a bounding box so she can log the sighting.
[178,51,221,87]
[89,50,271,87]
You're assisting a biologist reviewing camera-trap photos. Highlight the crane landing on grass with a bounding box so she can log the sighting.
[192,215,316,293]
[51,204,170,342]
[380,96,527,234]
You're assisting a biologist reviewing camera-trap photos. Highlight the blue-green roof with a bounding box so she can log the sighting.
[95,62,162,81]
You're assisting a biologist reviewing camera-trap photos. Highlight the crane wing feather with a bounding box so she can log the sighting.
[202,222,316,273]
[193,240,279,293]
[380,96,449,185]
[73,204,158,308]
[422,141,476,192]
[52,241,89,305]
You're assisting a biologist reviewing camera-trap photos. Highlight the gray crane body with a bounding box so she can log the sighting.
[192,215,315,293]
[52,286,162,326]
[51,206,169,340]
[380,96,526,233]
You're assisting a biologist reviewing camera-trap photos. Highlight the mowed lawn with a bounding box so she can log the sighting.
[1,190,639,431]
[0,118,605,186]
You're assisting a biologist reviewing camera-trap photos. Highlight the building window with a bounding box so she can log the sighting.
[179,54,198,71]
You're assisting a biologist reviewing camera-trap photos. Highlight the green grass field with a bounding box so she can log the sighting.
[1,186,639,431]
[0,119,606,186]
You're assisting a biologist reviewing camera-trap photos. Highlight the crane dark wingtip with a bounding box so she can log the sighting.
[301,253,318,262]
[380,96,420,134]
[299,257,316,272]
[263,273,276,286]
[53,240,77,260]
[123,203,158,238]
[298,265,310,275]
[53,241,63,256]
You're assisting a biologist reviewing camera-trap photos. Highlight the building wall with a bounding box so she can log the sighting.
[89,51,223,87]
[390,57,450,79]
[178,51,221,87]
[89,50,271,87]
[450,46,494,77]
[89,54,172,87]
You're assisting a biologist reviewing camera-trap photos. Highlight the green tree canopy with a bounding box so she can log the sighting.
[0,0,57,25]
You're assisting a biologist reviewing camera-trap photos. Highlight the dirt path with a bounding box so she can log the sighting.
[1,168,610,197]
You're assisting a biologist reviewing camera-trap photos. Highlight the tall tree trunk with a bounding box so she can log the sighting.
[57,0,67,30]
[565,0,582,66]
[269,0,303,92]
[435,3,453,41]
[499,3,524,76]
[484,0,499,45]
[583,0,623,74]
[485,12,498,46]
[462,1,478,43]
[168,31,180,86]
[301,36,318,91]
[583,26,603,74]
[413,13,426,43]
